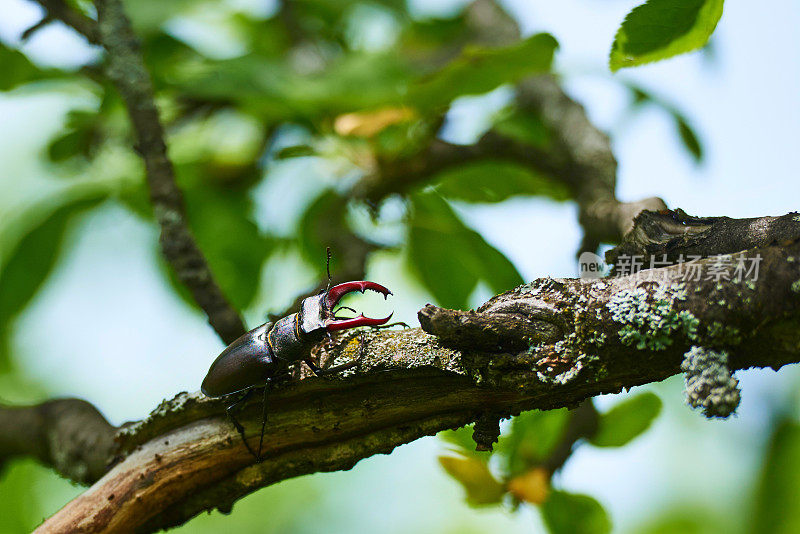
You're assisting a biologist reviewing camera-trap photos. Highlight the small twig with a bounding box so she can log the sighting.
[31,0,100,43]
[92,0,246,344]
[20,15,54,41]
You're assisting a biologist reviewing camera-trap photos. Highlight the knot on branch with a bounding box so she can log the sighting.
[471,413,503,451]
[681,346,741,419]
[606,208,800,271]
[418,304,562,352]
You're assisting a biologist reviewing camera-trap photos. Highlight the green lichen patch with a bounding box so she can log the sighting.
[791,279,800,294]
[606,283,696,350]
[705,321,742,346]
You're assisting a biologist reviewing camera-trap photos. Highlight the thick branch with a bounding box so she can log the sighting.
[24,227,800,532]
[92,0,245,344]
[0,399,116,484]
[607,208,800,267]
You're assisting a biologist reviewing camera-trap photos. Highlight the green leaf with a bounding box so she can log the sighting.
[0,197,103,324]
[493,110,552,149]
[541,491,612,534]
[589,392,662,448]
[409,33,558,110]
[407,192,523,309]
[0,195,104,369]
[749,420,800,534]
[438,455,505,506]
[439,425,492,461]
[0,43,57,91]
[609,0,724,72]
[123,0,196,35]
[174,34,556,122]
[181,182,271,311]
[675,113,703,163]
[622,82,705,162]
[434,161,570,203]
[637,508,727,534]
[296,191,352,279]
[498,409,569,478]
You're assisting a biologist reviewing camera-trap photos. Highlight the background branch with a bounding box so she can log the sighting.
[31,0,99,43]
[90,0,246,344]
[0,399,115,484]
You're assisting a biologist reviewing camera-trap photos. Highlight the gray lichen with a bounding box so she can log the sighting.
[681,346,741,419]
[606,283,697,350]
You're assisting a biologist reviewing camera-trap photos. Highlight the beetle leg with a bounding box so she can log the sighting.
[256,383,270,463]
[304,358,359,377]
[225,389,259,460]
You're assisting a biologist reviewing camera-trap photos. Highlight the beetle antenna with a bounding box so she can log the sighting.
[325,247,332,294]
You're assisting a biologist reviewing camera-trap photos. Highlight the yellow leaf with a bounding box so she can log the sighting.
[334,107,416,137]
[507,467,550,505]
[438,455,505,506]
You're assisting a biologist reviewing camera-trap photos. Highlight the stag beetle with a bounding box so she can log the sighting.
[202,278,392,461]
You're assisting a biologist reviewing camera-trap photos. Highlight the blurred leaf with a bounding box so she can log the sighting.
[507,467,550,505]
[610,0,724,72]
[434,161,570,203]
[541,491,612,534]
[274,145,317,159]
[623,83,705,163]
[47,129,92,163]
[440,425,492,461]
[0,43,58,91]
[334,107,416,137]
[409,33,558,110]
[46,110,101,163]
[123,0,196,35]
[675,113,703,163]
[0,197,102,325]
[499,409,569,478]
[438,455,505,506]
[173,52,411,123]
[0,195,103,368]
[0,458,83,533]
[142,32,203,90]
[589,392,661,448]
[407,192,523,309]
[175,33,556,123]
[297,191,350,278]
[749,419,800,534]
[493,110,552,149]
[638,509,727,534]
[180,173,271,311]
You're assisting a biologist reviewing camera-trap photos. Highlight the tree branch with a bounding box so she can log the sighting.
[31,0,99,43]
[11,212,798,532]
[91,0,245,344]
[606,208,800,267]
[0,399,116,484]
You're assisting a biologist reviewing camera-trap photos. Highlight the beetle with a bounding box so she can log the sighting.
[201,280,392,461]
